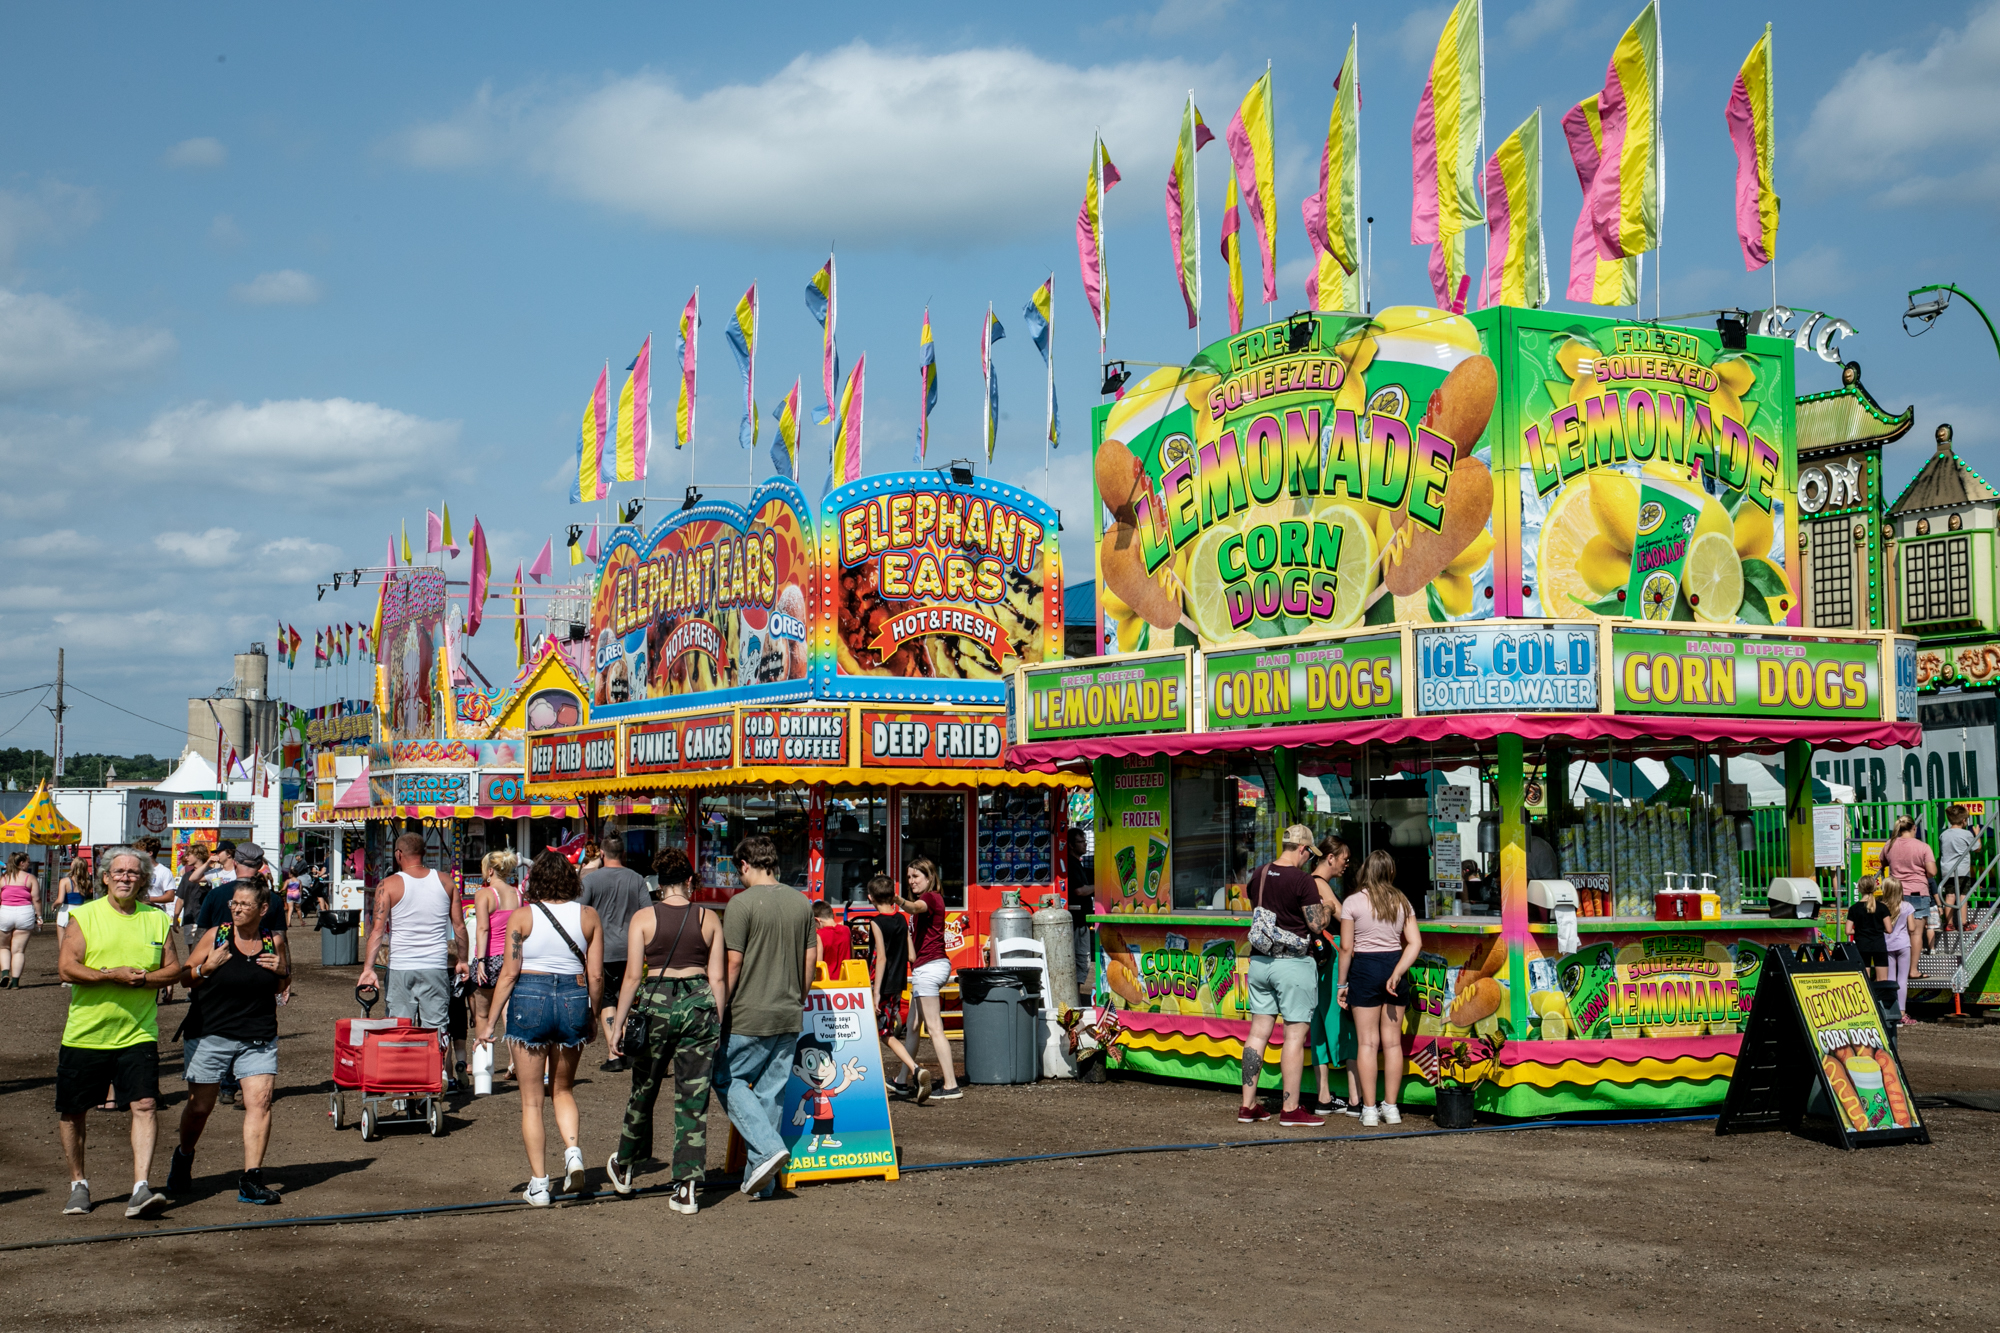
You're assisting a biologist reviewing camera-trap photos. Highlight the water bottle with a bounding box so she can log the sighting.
[471,1041,494,1095]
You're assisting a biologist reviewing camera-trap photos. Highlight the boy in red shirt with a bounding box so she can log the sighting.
[812,899,852,979]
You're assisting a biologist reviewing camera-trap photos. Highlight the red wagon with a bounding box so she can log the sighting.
[329,991,447,1141]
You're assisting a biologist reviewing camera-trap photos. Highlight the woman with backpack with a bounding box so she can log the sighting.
[477,850,603,1206]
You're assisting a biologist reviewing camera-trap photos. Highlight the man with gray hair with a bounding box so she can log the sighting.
[56,847,183,1218]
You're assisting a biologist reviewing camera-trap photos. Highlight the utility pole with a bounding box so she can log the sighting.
[51,648,67,783]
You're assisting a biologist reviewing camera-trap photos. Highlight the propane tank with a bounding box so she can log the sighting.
[1032,895,1078,1011]
[988,889,1034,954]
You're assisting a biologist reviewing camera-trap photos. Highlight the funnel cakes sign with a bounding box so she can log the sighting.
[814,472,1062,704]
[586,477,814,716]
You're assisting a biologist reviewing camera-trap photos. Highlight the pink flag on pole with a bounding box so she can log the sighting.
[584,523,601,564]
[467,518,489,635]
[527,538,553,584]
[425,509,443,554]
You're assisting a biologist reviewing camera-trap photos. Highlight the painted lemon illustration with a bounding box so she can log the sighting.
[1367,385,1408,418]
[1635,500,1666,537]
[1159,432,1194,472]
[1638,570,1679,620]
[1589,471,1639,550]
[1185,514,1253,645]
[1308,500,1377,631]
[1536,482,1607,616]
[1684,530,1745,623]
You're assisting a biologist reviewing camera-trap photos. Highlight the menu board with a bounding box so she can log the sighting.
[1791,970,1922,1137]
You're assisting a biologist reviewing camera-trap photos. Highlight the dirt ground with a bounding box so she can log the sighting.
[1,930,1995,1332]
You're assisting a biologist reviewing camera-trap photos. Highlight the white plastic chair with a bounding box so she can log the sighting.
[991,937,1073,1079]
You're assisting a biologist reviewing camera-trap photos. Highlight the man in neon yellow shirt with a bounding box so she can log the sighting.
[57,847,183,1218]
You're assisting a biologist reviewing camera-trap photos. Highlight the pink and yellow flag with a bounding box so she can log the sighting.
[805,258,837,425]
[1304,30,1362,311]
[571,366,610,503]
[1074,135,1120,356]
[1562,95,1638,305]
[1411,0,1483,307]
[674,290,699,448]
[773,378,801,479]
[1726,24,1778,272]
[1586,1,1660,262]
[1225,71,1277,304]
[1478,109,1547,309]
[512,565,526,668]
[1164,95,1213,329]
[1218,174,1244,333]
[830,354,866,485]
[613,335,651,482]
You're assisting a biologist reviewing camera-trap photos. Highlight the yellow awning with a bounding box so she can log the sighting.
[532,765,1088,798]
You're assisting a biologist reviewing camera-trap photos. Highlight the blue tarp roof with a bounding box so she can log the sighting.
[1065,579,1096,628]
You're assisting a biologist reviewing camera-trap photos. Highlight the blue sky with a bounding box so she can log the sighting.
[2,0,1996,755]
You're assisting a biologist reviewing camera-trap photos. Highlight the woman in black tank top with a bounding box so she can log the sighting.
[605,849,726,1214]
[863,875,928,1103]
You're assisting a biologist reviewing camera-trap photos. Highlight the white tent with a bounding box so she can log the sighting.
[154,752,219,794]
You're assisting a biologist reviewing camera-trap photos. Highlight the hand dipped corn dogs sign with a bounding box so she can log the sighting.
[1091,307,1799,653]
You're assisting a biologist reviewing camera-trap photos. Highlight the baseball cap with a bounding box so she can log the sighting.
[234,842,268,869]
[1281,824,1315,849]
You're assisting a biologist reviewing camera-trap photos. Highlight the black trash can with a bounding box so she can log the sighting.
[960,967,1039,1084]
[319,909,360,966]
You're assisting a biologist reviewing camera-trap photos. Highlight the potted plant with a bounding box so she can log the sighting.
[1428,1033,1504,1128]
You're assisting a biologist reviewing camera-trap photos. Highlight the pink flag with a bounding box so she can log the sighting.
[584,523,601,563]
[425,509,443,554]
[467,518,489,636]
[527,538,553,584]
[385,535,397,573]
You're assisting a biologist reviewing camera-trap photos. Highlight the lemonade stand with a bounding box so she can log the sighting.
[1008,306,1920,1115]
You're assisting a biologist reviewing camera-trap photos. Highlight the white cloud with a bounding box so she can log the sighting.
[210,214,244,247]
[0,289,176,398]
[155,527,242,567]
[0,181,100,265]
[1502,0,1583,48]
[394,43,1214,246]
[1390,4,1456,63]
[123,397,458,492]
[231,269,323,305]
[1798,0,2000,204]
[164,137,228,169]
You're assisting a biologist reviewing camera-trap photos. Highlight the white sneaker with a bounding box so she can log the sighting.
[740,1149,788,1196]
[1360,1105,1381,1127]
[606,1153,635,1196]
[1382,1104,1402,1125]
[561,1146,585,1195]
[524,1177,551,1207]
[668,1179,699,1215]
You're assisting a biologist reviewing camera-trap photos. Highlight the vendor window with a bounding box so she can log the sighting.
[825,790,888,905]
[1170,757,1285,910]
[698,787,809,890]
[899,790,968,908]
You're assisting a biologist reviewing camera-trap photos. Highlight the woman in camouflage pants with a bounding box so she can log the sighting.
[605,849,726,1216]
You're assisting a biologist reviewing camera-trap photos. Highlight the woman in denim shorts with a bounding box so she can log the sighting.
[170,881,290,1205]
[478,851,603,1206]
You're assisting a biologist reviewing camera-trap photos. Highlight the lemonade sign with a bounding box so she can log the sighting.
[1094,307,1503,653]
[1511,312,1797,626]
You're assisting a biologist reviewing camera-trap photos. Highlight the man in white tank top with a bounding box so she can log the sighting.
[358,832,468,1053]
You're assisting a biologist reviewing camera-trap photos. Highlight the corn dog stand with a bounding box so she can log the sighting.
[1006,306,1921,1115]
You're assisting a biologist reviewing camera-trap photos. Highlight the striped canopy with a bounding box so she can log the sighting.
[0,781,83,845]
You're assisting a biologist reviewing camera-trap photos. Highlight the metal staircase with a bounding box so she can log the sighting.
[1912,852,2000,1006]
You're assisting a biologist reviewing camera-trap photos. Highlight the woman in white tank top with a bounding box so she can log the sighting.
[477,850,603,1207]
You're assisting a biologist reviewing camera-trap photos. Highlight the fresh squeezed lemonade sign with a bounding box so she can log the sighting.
[1095,308,1501,653]
[1513,314,1797,626]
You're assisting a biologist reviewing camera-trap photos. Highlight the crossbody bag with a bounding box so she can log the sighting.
[1248,864,1312,959]
[621,902,694,1053]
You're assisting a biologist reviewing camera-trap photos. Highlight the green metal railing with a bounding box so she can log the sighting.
[1740,799,2000,913]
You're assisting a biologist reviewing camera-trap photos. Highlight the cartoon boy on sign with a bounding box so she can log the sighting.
[790,1034,866,1152]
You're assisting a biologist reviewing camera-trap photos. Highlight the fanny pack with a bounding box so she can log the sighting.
[1248,864,1312,959]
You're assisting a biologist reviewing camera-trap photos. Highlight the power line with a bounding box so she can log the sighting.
[65,685,190,737]
[0,687,52,740]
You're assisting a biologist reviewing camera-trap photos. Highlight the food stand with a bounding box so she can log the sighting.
[1007,306,1922,1115]
[525,472,1085,965]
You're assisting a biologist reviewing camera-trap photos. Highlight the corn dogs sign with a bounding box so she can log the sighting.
[1202,631,1401,729]
[1612,627,1882,721]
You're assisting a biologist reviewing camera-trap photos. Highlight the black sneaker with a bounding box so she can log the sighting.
[166,1146,194,1198]
[601,1057,629,1073]
[930,1084,963,1101]
[237,1170,279,1206]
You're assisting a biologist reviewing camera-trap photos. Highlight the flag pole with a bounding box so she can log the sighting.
[1264,58,1274,326]
[1654,0,1665,320]
[1767,21,1777,310]
[1190,89,1201,356]
[1477,0,1489,307]
[1045,273,1055,497]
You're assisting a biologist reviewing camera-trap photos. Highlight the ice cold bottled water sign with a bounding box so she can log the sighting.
[1415,625,1598,713]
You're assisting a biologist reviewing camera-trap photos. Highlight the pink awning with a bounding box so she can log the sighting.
[1008,713,1922,773]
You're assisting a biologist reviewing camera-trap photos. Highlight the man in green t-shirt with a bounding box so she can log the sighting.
[56,847,183,1219]
[716,835,817,1199]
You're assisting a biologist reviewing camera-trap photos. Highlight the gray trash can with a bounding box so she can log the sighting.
[319,910,359,966]
[960,967,1041,1084]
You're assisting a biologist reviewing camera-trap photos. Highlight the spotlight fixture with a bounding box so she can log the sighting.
[1099,361,1131,396]
[332,572,343,590]
[621,499,645,524]
[316,585,326,601]
[1285,311,1317,352]
[1714,309,1748,351]
[1903,286,1951,335]
[352,569,364,585]
[948,459,976,486]
[567,524,583,545]
[682,486,703,511]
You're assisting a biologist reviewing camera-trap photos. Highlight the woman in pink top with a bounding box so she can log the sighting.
[1881,817,1937,959]
[1336,851,1423,1128]
[0,851,38,989]
[471,850,523,1078]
